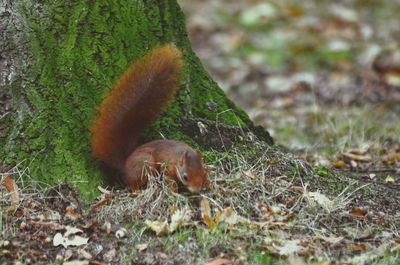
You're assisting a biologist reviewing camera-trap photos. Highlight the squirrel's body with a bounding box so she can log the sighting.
[91,44,208,193]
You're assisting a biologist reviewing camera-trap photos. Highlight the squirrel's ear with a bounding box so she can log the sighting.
[181,150,189,164]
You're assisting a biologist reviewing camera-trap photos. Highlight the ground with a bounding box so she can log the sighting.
[1,0,400,264]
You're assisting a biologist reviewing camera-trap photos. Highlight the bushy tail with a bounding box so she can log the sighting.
[91,44,183,168]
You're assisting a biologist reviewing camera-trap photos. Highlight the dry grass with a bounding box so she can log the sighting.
[1,145,398,263]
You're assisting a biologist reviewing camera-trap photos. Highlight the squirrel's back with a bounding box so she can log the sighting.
[91,45,183,168]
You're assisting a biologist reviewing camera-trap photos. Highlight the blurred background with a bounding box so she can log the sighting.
[179,0,400,167]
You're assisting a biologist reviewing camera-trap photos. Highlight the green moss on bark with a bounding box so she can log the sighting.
[1,0,271,199]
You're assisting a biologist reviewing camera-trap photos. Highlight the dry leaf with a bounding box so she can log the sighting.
[349,149,368,155]
[203,214,217,229]
[352,243,367,252]
[136,243,148,252]
[342,152,371,162]
[53,233,89,248]
[307,191,334,212]
[65,207,81,221]
[385,175,395,183]
[170,208,191,232]
[200,198,212,218]
[349,208,367,219]
[292,186,304,194]
[3,176,20,208]
[145,220,169,237]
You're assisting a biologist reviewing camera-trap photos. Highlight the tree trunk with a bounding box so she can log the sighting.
[0,0,272,198]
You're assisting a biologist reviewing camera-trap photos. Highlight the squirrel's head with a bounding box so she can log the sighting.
[177,149,209,193]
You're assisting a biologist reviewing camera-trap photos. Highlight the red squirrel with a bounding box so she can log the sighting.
[90,44,209,193]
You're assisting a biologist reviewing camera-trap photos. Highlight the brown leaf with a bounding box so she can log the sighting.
[349,149,368,155]
[352,243,367,252]
[292,186,304,194]
[342,152,371,162]
[3,176,20,208]
[349,208,367,219]
[200,198,212,218]
[65,207,81,221]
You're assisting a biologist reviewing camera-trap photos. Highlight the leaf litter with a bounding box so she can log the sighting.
[1,141,399,264]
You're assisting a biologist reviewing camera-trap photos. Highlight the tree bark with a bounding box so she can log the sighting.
[0,0,272,198]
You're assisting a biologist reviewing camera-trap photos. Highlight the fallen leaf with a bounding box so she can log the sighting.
[292,186,304,194]
[135,243,148,252]
[349,208,367,219]
[352,243,367,252]
[203,214,217,229]
[307,191,334,212]
[170,207,191,232]
[65,207,81,221]
[53,232,89,248]
[3,176,20,209]
[385,175,395,183]
[219,207,248,225]
[145,220,169,237]
[200,198,212,218]
[349,149,368,155]
[342,152,372,162]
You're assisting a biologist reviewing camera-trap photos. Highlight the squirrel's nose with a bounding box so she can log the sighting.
[187,185,201,193]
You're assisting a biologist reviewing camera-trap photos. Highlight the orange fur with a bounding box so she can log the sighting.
[91,44,182,168]
[90,44,209,193]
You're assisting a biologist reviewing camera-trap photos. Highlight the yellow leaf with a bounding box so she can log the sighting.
[385,175,395,183]
[203,214,217,229]
[145,220,169,237]
[200,198,211,218]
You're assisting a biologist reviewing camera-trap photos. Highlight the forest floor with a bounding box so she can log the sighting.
[1,0,400,264]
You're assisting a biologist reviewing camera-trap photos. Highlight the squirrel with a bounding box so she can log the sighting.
[90,44,209,193]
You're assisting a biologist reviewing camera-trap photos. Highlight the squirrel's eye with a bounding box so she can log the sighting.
[182,173,188,181]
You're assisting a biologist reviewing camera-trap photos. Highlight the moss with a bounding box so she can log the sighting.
[1,0,270,200]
